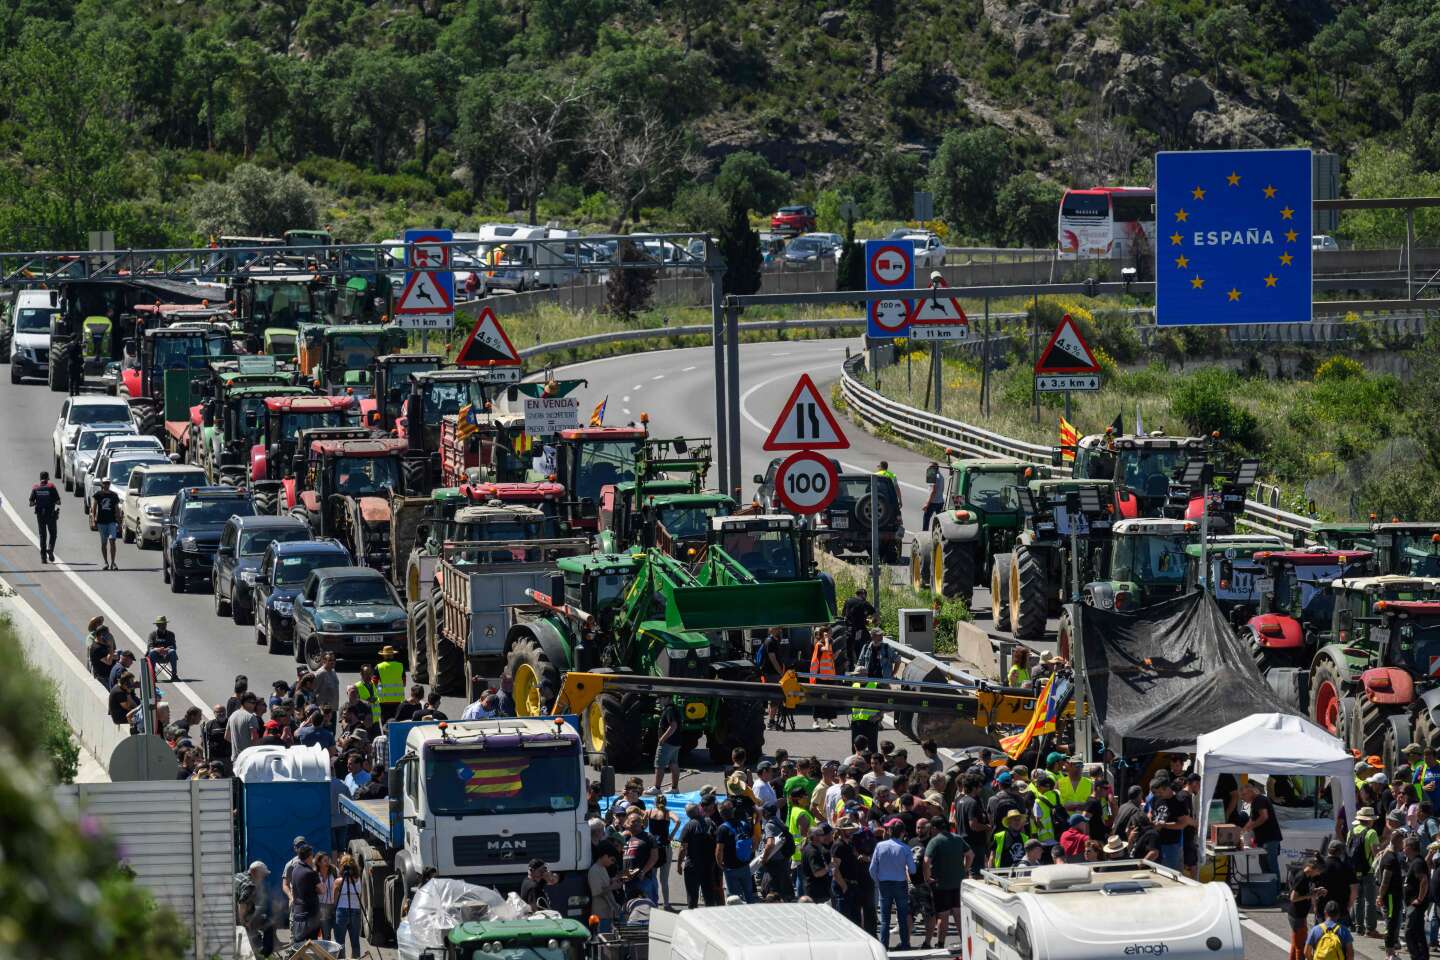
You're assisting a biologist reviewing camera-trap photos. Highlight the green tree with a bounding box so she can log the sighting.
[0,23,129,249]
[928,127,1012,241]
[1309,5,1374,98]
[530,0,617,55]
[996,172,1064,247]
[188,162,322,237]
[848,0,897,74]
[836,214,863,291]
[718,203,762,296]
[1196,6,1247,83]
[713,151,789,216]
[605,238,656,319]
[1338,141,1440,247]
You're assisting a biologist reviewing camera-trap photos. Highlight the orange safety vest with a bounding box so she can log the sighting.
[810,639,835,683]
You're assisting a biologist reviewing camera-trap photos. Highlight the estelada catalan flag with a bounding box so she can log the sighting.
[458,755,531,797]
[589,396,607,427]
[455,403,478,442]
[1059,416,1078,461]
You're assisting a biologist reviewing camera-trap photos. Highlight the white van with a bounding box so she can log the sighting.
[961,861,1243,960]
[649,902,885,960]
[6,288,59,384]
[475,224,580,292]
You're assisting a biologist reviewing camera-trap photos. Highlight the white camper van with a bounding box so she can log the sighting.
[649,902,885,960]
[961,861,1243,960]
[475,224,580,292]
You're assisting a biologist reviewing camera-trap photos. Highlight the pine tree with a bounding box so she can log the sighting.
[836,214,864,290]
[719,203,762,296]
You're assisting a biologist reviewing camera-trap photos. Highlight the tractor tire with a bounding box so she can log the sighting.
[1358,698,1391,757]
[1310,657,1346,736]
[1383,714,1413,779]
[407,600,429,684]
[931,528,975,604]
[402,458,430,497]
[138,407,163,441]
[909,533,932,592]
[1415,709,1438,755]
[1057,607,1074,662]
[433,637,465,698]
[291,507,317,536]
[991,553,1013,632]
[1009,544,1049,641]
[253,489,276,517]
[597,691,648,771]
[48,342,69,393]
[712,696,766,767]
[507,636,562,717]
[352,839,395,947]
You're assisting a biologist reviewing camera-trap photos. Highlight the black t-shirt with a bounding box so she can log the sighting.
[657,702,681,744]
[108,686,132,724]
[202,717,228,760]
[842,598,875,635]
[290,862,319,921]
[1215,774,1241,824]
[624,829,656,878]
[832,837,862,884]
[93,489,121,524]
[519,876,550,909]
[1323,856,1355,907]
[1131,827,1162,861]
[678,818,716,868]
[1429,864,1440,906]
[1406,856,1428,903]
[1290,871,1314,922]
[88,640,112,679]
[955,795,988,852]
[394,701,420,722]
[30,482,59,517]
[716,820,744,869]
[760,636,783,675]
[1111,800,1142,840]
[1151,791,1191,846]
[1378,850,1404,897]
[803,842,832,900]
[988,789,1024,827]
[1248,795,1282,844]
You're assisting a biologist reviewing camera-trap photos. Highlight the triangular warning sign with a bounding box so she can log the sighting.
[395,271,454,314]
[1034,314,1100,374]
[456,308,521,367]
[907,291,969,324]
[762,373,850,451]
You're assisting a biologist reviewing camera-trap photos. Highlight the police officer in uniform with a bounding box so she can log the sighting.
[29,470,59,562]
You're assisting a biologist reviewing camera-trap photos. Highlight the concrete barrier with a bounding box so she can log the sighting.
[0,580,129,772]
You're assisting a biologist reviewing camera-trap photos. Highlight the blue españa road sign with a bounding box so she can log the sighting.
[865,239,913,339]
[1155,148,1312,327]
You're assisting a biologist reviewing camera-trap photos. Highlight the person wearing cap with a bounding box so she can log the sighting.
[759,800,794,901]
[801,822,835,903]
[753,759,778,809]
[374,645,406,721]
[870,817,916,948]
[237,859,275,955]
[90,476,122,569]
[1416,746,1440,813]
[994,809,1029,868]
[1244,779,1283,878]
[1149,775,1193,872]
[1350,807,1383,937]
[1058,813,1090,861]
[86,615,116,682]
[1057,755,1094,813]
[987,770,1025,833]
[1030,771,1064,863]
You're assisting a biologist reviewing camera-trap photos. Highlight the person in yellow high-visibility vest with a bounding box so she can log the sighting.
[1007,646,1032,687]
[355,665,382,726]
[375,646,407,722]
[850,662,881,754]
[1056,756,1094,813]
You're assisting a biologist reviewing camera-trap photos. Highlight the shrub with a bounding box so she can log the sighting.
[1170,368,1261,450]
[1314,355,1365,382]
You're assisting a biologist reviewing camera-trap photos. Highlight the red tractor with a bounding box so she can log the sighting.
[285,436,410,576]
[1244,548,1374,673]
[549,425,649,532]
[249,395,359,514]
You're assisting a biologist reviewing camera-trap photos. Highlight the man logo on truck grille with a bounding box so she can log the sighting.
[458,757,531,797]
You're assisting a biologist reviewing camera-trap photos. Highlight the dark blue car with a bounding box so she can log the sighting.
[252,538,352,656]
[161,486,255,592]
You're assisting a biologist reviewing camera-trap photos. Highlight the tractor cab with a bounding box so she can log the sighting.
[400,370,492,447]
[232,273,318,334]
[947,458,1026,529]
[644,492,737,560]
[367,353,444,432]
[1372,523,1440,578]
[306,437,407,502]
[1312,522,1374,552]
[1083,518,1200,612]
[1074,432,1211,519]
[297,323,408,395]
[251,395,357,482]
[598,478,693,553]
[549,426,647,531]
[441,503,559,567]
[1330,576,1440,653]
[122,325,232,406]
[1184,534,1286,625]
[709,514,810,584]
[1243,548,1375,669]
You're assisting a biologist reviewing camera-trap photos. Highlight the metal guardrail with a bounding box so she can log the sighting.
[837,354,1318,543]
[517,316,867,360]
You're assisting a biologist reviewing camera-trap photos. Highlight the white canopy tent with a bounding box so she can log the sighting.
[1195,712,1357,866]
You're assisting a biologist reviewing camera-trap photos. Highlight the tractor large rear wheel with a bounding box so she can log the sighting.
[253,489,277,517]
[909,533,932,592]
[1415,709,1438,755]
[507,636,562,717]
[137,407,163,441]
[433,637,465,697]
[1383,715,1414,779]
[1357,698,1390,757]
[931,529,975,604]
[407,599,429,684]
[990,553,1013,632]
[48,342,70,393]
[596,691,648,771]
[1310,657,1346,737]
[1009,545,1049,640]
[712,697,766,767]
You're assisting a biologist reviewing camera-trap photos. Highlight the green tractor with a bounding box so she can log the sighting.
[995,478,1116,640]
[1372,522,1440,578]
[1311,522,1373,552]
[1304,575,1440,768]
[229,271,320,353]
[435,918,591,960]
[909,457,1028,613]
[505,546,830,769]
[1081,518,1201,613]
[297,322,409,396]
[596,435,731,559]
[194,382,314,486]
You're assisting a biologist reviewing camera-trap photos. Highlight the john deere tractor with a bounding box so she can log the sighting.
[596,435,732,559]
[1372,523,1440,577]
[297,322,408,395]
[1304,575,1440,768]
[504,547,831,769]
[995,478,1116,640]
[909,458,1028,613]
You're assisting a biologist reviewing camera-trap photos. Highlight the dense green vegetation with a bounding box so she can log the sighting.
[7,0,1440,253]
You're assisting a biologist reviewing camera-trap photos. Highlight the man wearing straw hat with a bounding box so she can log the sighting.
[1349,807,1382,938]
[375,645,406,722]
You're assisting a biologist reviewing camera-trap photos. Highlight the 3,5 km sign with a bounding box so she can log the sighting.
[774,450,839,515]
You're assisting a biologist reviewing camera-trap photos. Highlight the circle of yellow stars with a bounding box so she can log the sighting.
[1170,170,1298,302]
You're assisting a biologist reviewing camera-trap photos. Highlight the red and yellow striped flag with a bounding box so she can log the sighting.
[458,756,532,797]
[1059,416,1078,462]
[455,404,478,442]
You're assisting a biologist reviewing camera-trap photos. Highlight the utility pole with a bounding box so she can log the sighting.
[725,301,742,500]
[710,265,729,493]
[870,472,881,621]
[1031,292,1040,424]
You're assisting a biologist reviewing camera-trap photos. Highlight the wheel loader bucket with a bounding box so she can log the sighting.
[664,579,832,631]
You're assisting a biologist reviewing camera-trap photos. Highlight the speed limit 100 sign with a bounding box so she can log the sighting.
[774,450,839,515]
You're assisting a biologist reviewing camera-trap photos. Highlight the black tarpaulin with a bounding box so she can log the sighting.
[1079,591,1301,756]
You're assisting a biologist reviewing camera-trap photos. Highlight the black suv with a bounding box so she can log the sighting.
[212,515,312,626]
[161,486,255,592]
[252,538,352,656]
[754,458,904,562]
[292,566,408,669]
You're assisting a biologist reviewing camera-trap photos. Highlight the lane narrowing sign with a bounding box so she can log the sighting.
[762,373,850,451]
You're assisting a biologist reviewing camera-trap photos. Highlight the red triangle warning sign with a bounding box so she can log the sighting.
[907,291,969,325]
[1034,314,1100,375]
[456,308,521,367]
[395,271,454,314]
[762,373,850,451]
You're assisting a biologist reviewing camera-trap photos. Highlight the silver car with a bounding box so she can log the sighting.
[64,424,136,493]
[82,435,166,509]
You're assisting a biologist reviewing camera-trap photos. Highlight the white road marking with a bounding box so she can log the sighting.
[0,495,209,713]
[651,375,664,381]
[633,384,643,391]
[682,366,697,372]
[1241,917,1291,953]
[622,396,630,403]
[738,370,928,494]
[623,408,631,416]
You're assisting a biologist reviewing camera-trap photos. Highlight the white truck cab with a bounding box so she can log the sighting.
[961,861,1243,960]
[7,288,59,384]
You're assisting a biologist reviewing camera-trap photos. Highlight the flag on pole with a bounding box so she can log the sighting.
[1135,403,1144,437]
[1059,416,1078,461]
[1109,413,1123,436]
[589,396,607,427]
[455,403,478,442]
